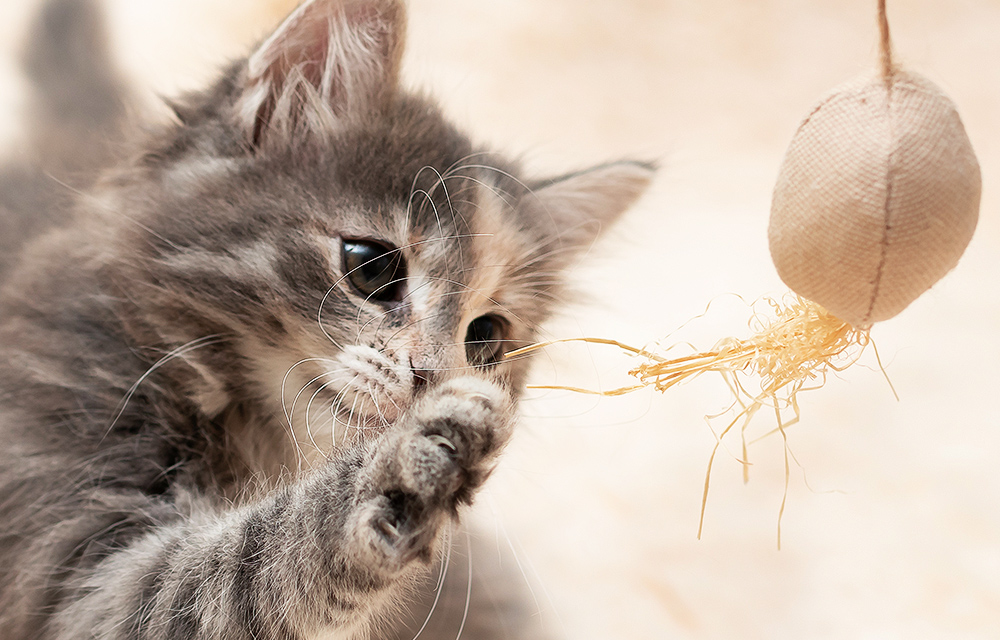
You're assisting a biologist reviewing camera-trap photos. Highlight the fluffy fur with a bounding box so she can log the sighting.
[0,1,652,638]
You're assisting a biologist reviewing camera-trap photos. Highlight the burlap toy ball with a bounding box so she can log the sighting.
[768,69,980,329]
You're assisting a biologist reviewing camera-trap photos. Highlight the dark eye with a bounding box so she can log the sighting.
[342,239,406,302]
[465,314,508,367]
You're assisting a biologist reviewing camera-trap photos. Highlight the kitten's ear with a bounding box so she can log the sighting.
[235,0,406,151]
[522,160,656,260]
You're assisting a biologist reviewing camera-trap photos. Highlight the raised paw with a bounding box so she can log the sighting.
[351,377,514,573]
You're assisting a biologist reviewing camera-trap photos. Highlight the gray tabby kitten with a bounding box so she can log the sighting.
[0,0,652,638]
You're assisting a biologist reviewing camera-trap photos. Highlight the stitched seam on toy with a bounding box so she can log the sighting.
[865,83,895,325]
[798,91,845,132]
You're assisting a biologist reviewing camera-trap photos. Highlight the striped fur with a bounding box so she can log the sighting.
[0,1,653,638]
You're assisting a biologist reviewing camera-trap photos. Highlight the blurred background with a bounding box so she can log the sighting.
[2,0,998,637]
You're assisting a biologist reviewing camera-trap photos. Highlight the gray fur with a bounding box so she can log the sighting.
[0,1,653,638]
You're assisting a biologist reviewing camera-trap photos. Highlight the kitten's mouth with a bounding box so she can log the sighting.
[282,381,404,456]
[324,344,414,433]
[329,390,405,434]
[281,345,414,448]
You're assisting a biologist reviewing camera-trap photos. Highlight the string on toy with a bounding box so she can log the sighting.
[506,296,886,549]
[878,0,894,83]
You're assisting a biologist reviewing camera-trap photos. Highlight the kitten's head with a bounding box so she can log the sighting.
[104,0,652,461]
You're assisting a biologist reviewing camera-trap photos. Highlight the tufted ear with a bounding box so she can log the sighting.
[521,160,655,261]
[235,0,406,152]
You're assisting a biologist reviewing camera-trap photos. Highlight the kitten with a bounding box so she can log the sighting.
[0,0,652,638]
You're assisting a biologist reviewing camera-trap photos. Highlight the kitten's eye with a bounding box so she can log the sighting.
[342,240,406,302]
[465,314,508,367]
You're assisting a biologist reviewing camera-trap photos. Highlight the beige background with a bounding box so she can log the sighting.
[2,0,999,638]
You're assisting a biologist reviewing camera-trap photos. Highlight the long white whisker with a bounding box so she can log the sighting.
[411,521,454,640]
[344,393,362,443]
[366,382,387,429]
[286,366,346,441]
[43,172,190,254]
[492,500,567,633]
[303,377,346,456]
[411,188,447,242]
[327,382,357,449]
[480,490,552,623]
[442,174,518,213]
[280,357,340,428]
[104,334,228,438]
[455,527,473,640]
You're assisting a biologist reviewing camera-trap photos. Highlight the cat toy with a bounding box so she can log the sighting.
[508,0,980,544]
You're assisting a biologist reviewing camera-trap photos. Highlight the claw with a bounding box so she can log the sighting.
[426,434,457,453]
[377,516,401,542]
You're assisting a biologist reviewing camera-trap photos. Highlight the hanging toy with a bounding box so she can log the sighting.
[507,0,980,545]
[769,0,980,327]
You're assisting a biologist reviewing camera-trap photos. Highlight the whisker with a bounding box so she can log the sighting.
[280,357,340,428]
[341,393,362,444]
[286,366,345,434]
[411,521,454,640]
[43,172,191,254]
[103,334,229,438]
[336,233,493,341]
[483,491,569,635]
[327,382,358,449]
[411,188,448,245]
[441,173,518,213]
[386,273,542,341]
[455,527,473,640]
[303,376,346,456]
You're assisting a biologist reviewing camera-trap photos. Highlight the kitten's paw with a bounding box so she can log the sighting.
[352,488,438,572]
[352,377,513,573]
[401,377,513,505]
